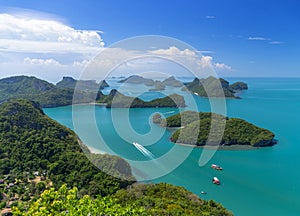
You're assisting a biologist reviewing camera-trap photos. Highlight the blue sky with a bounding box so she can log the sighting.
[0,0,299,81]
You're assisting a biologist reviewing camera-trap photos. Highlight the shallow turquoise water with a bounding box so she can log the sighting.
[44,78,300,215]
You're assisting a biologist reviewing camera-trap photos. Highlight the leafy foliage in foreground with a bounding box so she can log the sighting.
[154,110,276,146]
[12,185,146,216]
[13,184,233,216]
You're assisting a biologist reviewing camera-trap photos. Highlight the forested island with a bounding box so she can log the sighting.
[183,76,248,98]
[56,76,109,90]
[0,76,185,109]
[153,111,276,147]
[117,75,248,98]
[98,89,185,108]
[0,99,232,215]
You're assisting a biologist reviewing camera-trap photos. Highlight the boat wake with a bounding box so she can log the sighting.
[163,111,175,115]
[132,142,155,159]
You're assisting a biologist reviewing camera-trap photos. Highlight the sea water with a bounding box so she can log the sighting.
[44,78,300,215]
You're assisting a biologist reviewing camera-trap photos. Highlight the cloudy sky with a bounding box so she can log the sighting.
[0,0,299,82]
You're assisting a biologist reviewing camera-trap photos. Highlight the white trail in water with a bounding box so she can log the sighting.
[132,142,155,159]
[163,111,175,115]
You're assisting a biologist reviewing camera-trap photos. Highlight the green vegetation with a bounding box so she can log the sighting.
[229,82,248,91]
[0,99,133,211]
[98,89,186,108]
[13,184,232,216]
[0,76,185,109]
[113,183,232,216]
[0,76,102,107]
[154,111,276,147]
[56,76,109,90]
[0,99,232,215]
[183,76,248,98]
[12,185,146,216]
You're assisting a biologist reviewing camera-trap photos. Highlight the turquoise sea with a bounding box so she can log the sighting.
[44,78,300,215]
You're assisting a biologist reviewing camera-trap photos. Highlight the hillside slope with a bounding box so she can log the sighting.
[0,76,101,107]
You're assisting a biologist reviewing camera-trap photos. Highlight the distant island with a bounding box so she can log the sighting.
[183,76,248,98]
[118,75,155,86]
[153,110,276,147]
[118,75,248,98]
[149,80,166,91]
[0,76,185,109]
[119,75,183,91]
[98,89,186,108]
[56,76,109,90]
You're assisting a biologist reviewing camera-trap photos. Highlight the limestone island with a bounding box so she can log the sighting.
[97,89,186,108]
[149,81,166,91]
[153,110,277,148]
[118,75,184,91]
[118,75,155,86]
[57,76,109,90]
[183,76,248,98]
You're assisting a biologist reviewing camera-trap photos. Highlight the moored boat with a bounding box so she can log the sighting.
[212,177,220,185]
[211,164,223,170]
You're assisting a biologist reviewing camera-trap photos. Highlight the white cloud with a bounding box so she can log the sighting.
[198,50,215,54]
[24,57,61,66]
[215,62,232,70]
[73,60,90,67]
[248,36,270,41]
[149,47,232,71]
[197,56,232,71]
[269,41,284,45]
[198,56,213,68]
[0,11,105,82]
[206,15,216,19]
[150,46,196,57]
[0,13,104,54]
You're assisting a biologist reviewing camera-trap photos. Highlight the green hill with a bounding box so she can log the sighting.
[0,76,102,107]
[153,111,276,147]
[56,76,109,90]
[183,76,248,98]
[0,99,134,209]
